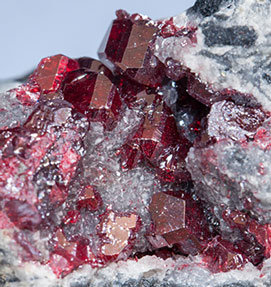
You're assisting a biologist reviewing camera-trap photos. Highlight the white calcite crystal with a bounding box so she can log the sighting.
[1,235,271,287]
[207,100,266,141]
[81,109,160,252]
[155,0,271,109]
[0,90,34,130]
[187,139,271,223]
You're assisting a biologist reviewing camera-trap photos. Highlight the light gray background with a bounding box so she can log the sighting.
[0,0,195,80]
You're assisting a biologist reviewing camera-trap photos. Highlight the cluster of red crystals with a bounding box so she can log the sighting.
[0,99,89,264]
[222,210,267,264]
[159,17,193,39]
[0,125,57,205]
[46,185,105,277]
[2,9,271,279]
[203,237,247,273]
[197,211,268,273]
[48,206,140,276]
[49,227,98,277]
[119,91,191,182]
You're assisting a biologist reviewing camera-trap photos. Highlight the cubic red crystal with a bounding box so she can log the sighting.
[99,11,165,87]
[31,54,79,94]
[149,192,185,235]
[99,211,138,257]
[148,191,212,256]
[62,64,122,129]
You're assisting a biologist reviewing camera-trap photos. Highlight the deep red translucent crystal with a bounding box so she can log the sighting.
[31,54,79,94]
[5,200,41,231]
[76,186,102,211]
[203,237,247,273]
[119,90,190,182]
[62,64,122,129]
[98,11,165,87]
[149,192,186,235]
[148,191,213,256]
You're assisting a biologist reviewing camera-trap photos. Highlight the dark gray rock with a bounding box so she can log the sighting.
[202,23,257,47]
[189,0,227,17]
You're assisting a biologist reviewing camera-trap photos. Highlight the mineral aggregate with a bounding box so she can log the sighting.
[2,0,271,286]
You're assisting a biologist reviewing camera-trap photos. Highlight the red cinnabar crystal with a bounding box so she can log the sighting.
[62,64,122,129]
[77,186,102,211]
[99,211,139,257]
[119,90,190,182]
[148,191,213,256]
[31,54,79,94]
[99,10,165,87]
[203,237,246,273]
[149,192,186,235]
[5,200,41,231]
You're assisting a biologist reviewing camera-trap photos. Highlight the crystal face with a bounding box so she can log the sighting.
[2,2,271,286]
[98,10,165,87]
[31,54,79,94]
[62,68,122,130]
[149,192,186,235]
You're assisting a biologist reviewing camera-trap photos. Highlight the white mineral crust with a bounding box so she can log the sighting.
[155,0,271,111]
[1,230,270,287]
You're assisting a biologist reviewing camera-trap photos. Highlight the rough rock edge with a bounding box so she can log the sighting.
[0,82,21,93]
[1,230,271,287]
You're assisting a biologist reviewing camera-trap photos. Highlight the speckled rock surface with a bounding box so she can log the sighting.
[154,0,271,109]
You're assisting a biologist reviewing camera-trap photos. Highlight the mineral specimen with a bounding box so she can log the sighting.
[2,0,271,286]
